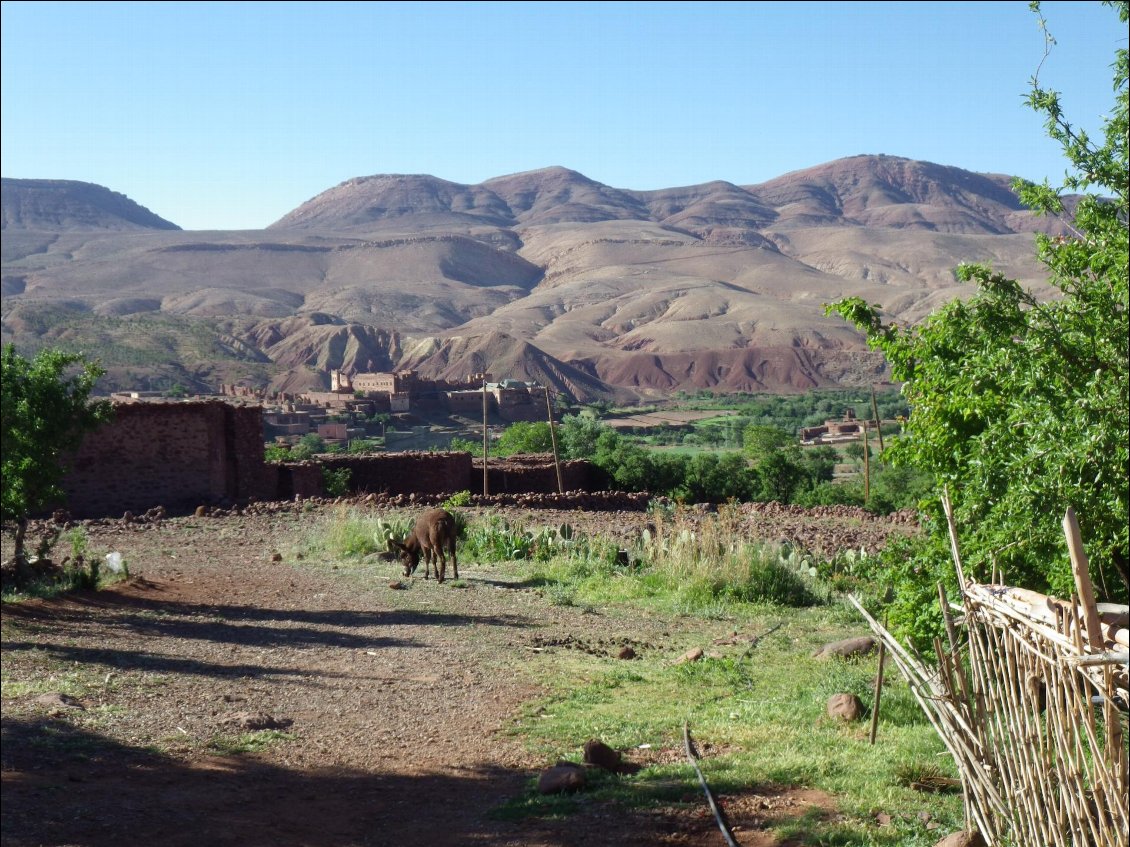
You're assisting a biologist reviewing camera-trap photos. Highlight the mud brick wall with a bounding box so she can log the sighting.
[227,404,273,503]
[318,452,474,495]
[475,455,597,494]
[62,401,270,518]
[272,462,325,500]
[59,405,600,518]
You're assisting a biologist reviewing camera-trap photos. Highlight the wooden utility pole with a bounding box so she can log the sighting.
[870,385,885,455]
[862,420,871,504]
[545,386,564,494]
[482,378,489,496]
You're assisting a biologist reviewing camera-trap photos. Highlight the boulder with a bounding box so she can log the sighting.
[537,762,586,794]
[35,693,85,713]
[827,692,865,721]
[813,636,876,659]
[933,832,987,847]
[583,739,641,775]
[221,711,292,731]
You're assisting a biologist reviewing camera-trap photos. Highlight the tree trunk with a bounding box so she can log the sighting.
[8,517,33,586]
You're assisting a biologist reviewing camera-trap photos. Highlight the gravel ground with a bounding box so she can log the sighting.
[1,503,915,847]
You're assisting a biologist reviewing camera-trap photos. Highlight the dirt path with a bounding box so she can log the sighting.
[1,508,860,847]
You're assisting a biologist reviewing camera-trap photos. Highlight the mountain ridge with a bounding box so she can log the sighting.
[0,156,1069,402]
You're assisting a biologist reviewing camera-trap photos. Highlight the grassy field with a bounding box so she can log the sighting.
[312,507,965,845]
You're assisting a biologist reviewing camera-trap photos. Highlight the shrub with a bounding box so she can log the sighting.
[321,467,351,497]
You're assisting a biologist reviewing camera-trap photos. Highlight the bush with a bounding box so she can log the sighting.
[321,467,351,497]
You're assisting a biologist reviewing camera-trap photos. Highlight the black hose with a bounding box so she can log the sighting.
[683,722,741,847]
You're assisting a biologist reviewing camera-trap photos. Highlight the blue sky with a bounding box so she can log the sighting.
[1,1,1123,231]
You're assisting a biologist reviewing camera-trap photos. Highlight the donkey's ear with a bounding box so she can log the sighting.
[387,536,404,552]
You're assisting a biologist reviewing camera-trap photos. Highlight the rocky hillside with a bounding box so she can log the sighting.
[0,157,1070,401]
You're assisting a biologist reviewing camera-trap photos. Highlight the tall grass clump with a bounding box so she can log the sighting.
[629,505,823,612]
[504,505,826,618]
[1,527,130,601]
[308,507,413,559]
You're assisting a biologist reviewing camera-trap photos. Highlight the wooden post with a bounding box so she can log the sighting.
[545,386,564,494]
[1063,507,1103,651]
[869,635,887,745]
[870,385,885,455]
[482,378,489,496]
[862,420,870,504]
[1072,512,1130,786]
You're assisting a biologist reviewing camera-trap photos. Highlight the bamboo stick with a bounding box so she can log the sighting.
[941,487,968,591]
[862,421,870,503]
[481,379,489,496]
[869,384,885,454]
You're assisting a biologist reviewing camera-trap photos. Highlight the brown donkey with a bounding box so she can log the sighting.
[391,508,458,583]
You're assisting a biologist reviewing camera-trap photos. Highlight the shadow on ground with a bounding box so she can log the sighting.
[0,716,781,847]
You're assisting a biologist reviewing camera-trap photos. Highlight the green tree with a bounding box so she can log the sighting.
[321,467,351,497]
[678,452,756,503]
[264,443,292,462]
[449,436,482,456]
[1,345,113,573]
[558,414,608,459]
[495,421,554,456]
[288,433,328,460]
[754,448,807,504]
[826,1,1129,639]
[799,446,838,486]
[742,424,794,463]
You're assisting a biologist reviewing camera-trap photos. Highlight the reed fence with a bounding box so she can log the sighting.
[852,500,1128,846]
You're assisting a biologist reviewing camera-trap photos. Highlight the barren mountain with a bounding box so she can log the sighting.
[1,178,180,232]
[0,158,1070,401]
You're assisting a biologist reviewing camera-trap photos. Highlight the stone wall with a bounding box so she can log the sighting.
[273,462,325,500]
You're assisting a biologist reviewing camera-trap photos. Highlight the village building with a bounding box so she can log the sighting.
[800,409,867,445]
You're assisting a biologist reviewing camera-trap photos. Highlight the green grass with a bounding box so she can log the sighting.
[206,730,297,755]
[298,506,413,560]
[1,527,132,603]
[0,561,132,604]
[495,612,962,842]
[522,506,827,617]
[0,660,107,701]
